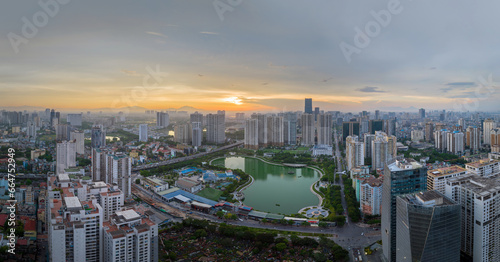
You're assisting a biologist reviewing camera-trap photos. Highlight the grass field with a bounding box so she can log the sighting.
[38,134,55,141]
[197,187,223,201]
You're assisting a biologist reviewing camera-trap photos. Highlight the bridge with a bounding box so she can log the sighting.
[132,141,244,171]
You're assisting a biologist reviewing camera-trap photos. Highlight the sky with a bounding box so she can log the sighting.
[1,0,500,113]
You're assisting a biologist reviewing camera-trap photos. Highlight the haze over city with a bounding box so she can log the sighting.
[2,0,500,112]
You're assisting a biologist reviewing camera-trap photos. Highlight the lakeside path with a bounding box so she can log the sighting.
[209,155,325,207]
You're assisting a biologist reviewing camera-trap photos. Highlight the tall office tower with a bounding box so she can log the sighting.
[56,140,76,174]
[364,134,375,159]
[371,131,397,171]
[317,113,332,145]
[375,110,380,120]
[139,124,148,142]
[244,119,259,149]
[266,115,284,147]
[447,131,465,155]
[251,113,268,147]
[427,166,467,194]
[411,129,424,141]
[304,98,313,114]
[206,110,225,144]
[342,121,360,141]
[283,112,297,145]
[396,191,461,262]
[67,113,82,126]
[359,177,382,215]
[491,128,500,146]
[56,124,71,141]
[91,125,106,148]
[346,135,364,170]
[434,129,449,152]
[48,194,104,262]
[50,109,55,126]
[419,108,425,119]
[369,120,383,134]
[381,158,427,262]
[156,112,170,128]
[483,118,496,145]
[445,173,500,261]
[425,122,434,142]
[382,119,395,137]
[174,123,192,144]
[91,148,108,182]
[301,113,315,146]
[466,126,481,153]
[190,111,204,126]
[465,158,500,177]
[314,107,320,121]
[103,209,159,262]
[70,130,85,154]
[106,154,132,197]
[192,122,202,147]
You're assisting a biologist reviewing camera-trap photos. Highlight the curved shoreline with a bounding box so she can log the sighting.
[211,155,325,208]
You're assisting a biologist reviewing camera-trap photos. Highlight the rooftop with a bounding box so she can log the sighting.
[64,196,81,209]
[466,158,499,169]
[401,190,455,206]
[448,173,500,197]
[428,166,467,177]
[115,209,141,222]
[388,158,422,171]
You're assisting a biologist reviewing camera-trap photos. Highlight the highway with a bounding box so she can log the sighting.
[132,141,243,171]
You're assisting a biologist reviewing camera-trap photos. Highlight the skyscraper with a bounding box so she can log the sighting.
[317,113,332,145]
[192,122,202,147]
[396,191,460,261]
[304,98,312,114]
[418,108,425,119]
[70,130,85,154]
[190,111,204,126]
[67,113,82,126]
[56,140,76,174]
[206,111,225,144]
[156,112,170,128]
[283,112,297,145]
[342,121,360,141]
[446,131,465,155]
[371,131,397,171]
[244,119,259,150]
[56,124,71,141]
[434,129,448,152]
[483,119,496,145]
[139,124,148,142]
[174,123,192,144]
[346,135,364,170]
[369,120,383,134]
[106,154,132,197]
[382,158,427,262]
[301,113,315,146]
[91,125,106,148]
[445,173,500,261]
[425,122,434,142]
[251,113,268,147]
[266,115,284,147]
[375,110,380,120]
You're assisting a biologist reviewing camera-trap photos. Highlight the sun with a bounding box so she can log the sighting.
[223,97,243,105]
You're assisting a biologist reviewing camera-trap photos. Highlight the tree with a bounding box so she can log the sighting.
[275,242,287,251]
[194,229,207,238]
[135,179,140,184]
[216,211,224,218]
[318,221,328,228]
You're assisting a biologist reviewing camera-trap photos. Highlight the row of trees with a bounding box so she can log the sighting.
[342,175,361,222]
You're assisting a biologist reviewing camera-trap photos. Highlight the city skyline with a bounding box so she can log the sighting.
[2,1,500,112]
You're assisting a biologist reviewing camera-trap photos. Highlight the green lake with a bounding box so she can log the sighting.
[212,157,320,215]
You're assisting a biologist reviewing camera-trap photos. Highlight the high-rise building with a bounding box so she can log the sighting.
[396,191,461,262]
[317,113,332,145]
[427,166,467,194]
[491,128,500,147]
[418,108,425,119]
[369,120,383,134]
[411,129,424,142]
[304,98,312,114]
[190,111,204,126]
[483,119,496,145]
[359,176,382,215]
[206,111,225,144]
[375,110,380,120]
[105,154,132,198]
[465,158,500,177]
[301,113,315,146]
[466,126,481,153]
[192,122,202,147]
[384,119,396,137]
[92,148,108,182]
[342,121,360,141]
[70,130,85,154]
[434,129,448,152]
[67,113,82,126]
[445,173,500,261]
[56,140,76,174]
[346,135,364,170]
[251,113,268,147]
[283,112,297,145]
[425,122,434,142]
[174,124,192,144]
[139,124,148,142]
[266,115,284,147]
[156,112,170,128]
[446,131,465,155]
[103,209,159,262]
[371,131,397,171]
[244,119,259,150]
[364,134,375,159]
[56,124,71,141]
[91,125,106,148]
[381,158,427,262]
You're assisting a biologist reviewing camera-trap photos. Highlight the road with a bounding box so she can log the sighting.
[132,141,243,171]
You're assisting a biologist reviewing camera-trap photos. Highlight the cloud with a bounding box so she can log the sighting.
[356,86,387,93]
[121,70,141,77]
[145,31,167,38]
[200,31,219,35]
[441,82,476,92]
[445,82,475,86]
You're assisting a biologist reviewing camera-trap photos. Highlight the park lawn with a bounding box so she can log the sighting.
[197,187,223,201]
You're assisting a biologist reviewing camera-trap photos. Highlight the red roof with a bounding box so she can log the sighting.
[17,238,28,246]
[0,214,8,226]
[24,219,36,231]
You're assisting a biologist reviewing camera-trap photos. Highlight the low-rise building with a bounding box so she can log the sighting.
[427,166,467,194]
[175,177,203,194]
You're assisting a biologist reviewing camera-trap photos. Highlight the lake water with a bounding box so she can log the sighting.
[212,157,320,215]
